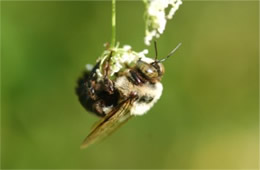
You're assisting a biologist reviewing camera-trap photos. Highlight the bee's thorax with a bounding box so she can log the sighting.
[114,76,163,116]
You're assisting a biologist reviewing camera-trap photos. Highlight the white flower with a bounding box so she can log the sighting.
[95,68,103,78]
[167,0,183,19]
[123,45,132,51]
[85,64,93,71]
[145,30,156,46]
[95,45,150,80]
[144,0,182,46]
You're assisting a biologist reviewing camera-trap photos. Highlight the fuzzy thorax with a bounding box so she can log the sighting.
[115,76,163,116]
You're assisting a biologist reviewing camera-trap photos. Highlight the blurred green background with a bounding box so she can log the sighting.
[1,1,259,169]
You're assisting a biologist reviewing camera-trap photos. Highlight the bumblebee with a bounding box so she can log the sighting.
[76,42,181,149]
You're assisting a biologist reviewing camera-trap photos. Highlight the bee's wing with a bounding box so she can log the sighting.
[80,97,134,149]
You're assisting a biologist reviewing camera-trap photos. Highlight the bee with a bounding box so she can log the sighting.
[76,42,181,149]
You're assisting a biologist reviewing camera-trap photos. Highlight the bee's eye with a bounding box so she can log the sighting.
[137,61,159,79]
[144,67,158,78]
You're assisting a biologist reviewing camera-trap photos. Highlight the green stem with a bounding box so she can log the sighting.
[143,0,149,36]
[111,0,116,48]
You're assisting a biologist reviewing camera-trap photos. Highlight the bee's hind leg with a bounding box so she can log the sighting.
[92,99,107,117]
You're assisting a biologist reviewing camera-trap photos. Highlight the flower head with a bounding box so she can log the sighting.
[94,44,149,80]
[144,0,182,45]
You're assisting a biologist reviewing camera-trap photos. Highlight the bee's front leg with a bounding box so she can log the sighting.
[102,51,115,95]
[103,78,114,94]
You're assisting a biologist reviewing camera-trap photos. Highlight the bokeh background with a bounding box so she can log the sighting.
[1,0,259,169]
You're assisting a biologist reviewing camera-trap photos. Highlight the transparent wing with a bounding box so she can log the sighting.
[80,98,134,149]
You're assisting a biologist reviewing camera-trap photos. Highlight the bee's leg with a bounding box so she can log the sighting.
[92,100,106,117]
[84,62,101,101]
[103,79,114,95]
[102,51,115,94]
[87,80,99,100]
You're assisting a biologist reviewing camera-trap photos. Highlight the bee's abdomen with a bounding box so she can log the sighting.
[76,71,98,114]
[76,70,120,117]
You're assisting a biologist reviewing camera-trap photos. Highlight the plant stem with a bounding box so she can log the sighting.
[143,0,149,43]
[111,0,116,48]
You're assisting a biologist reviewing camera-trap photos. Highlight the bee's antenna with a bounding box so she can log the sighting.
[154,41,158,61]
[159,43,182,62]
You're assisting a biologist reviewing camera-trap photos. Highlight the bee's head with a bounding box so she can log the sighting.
[137,60,165,81]
[137,42,181,82]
